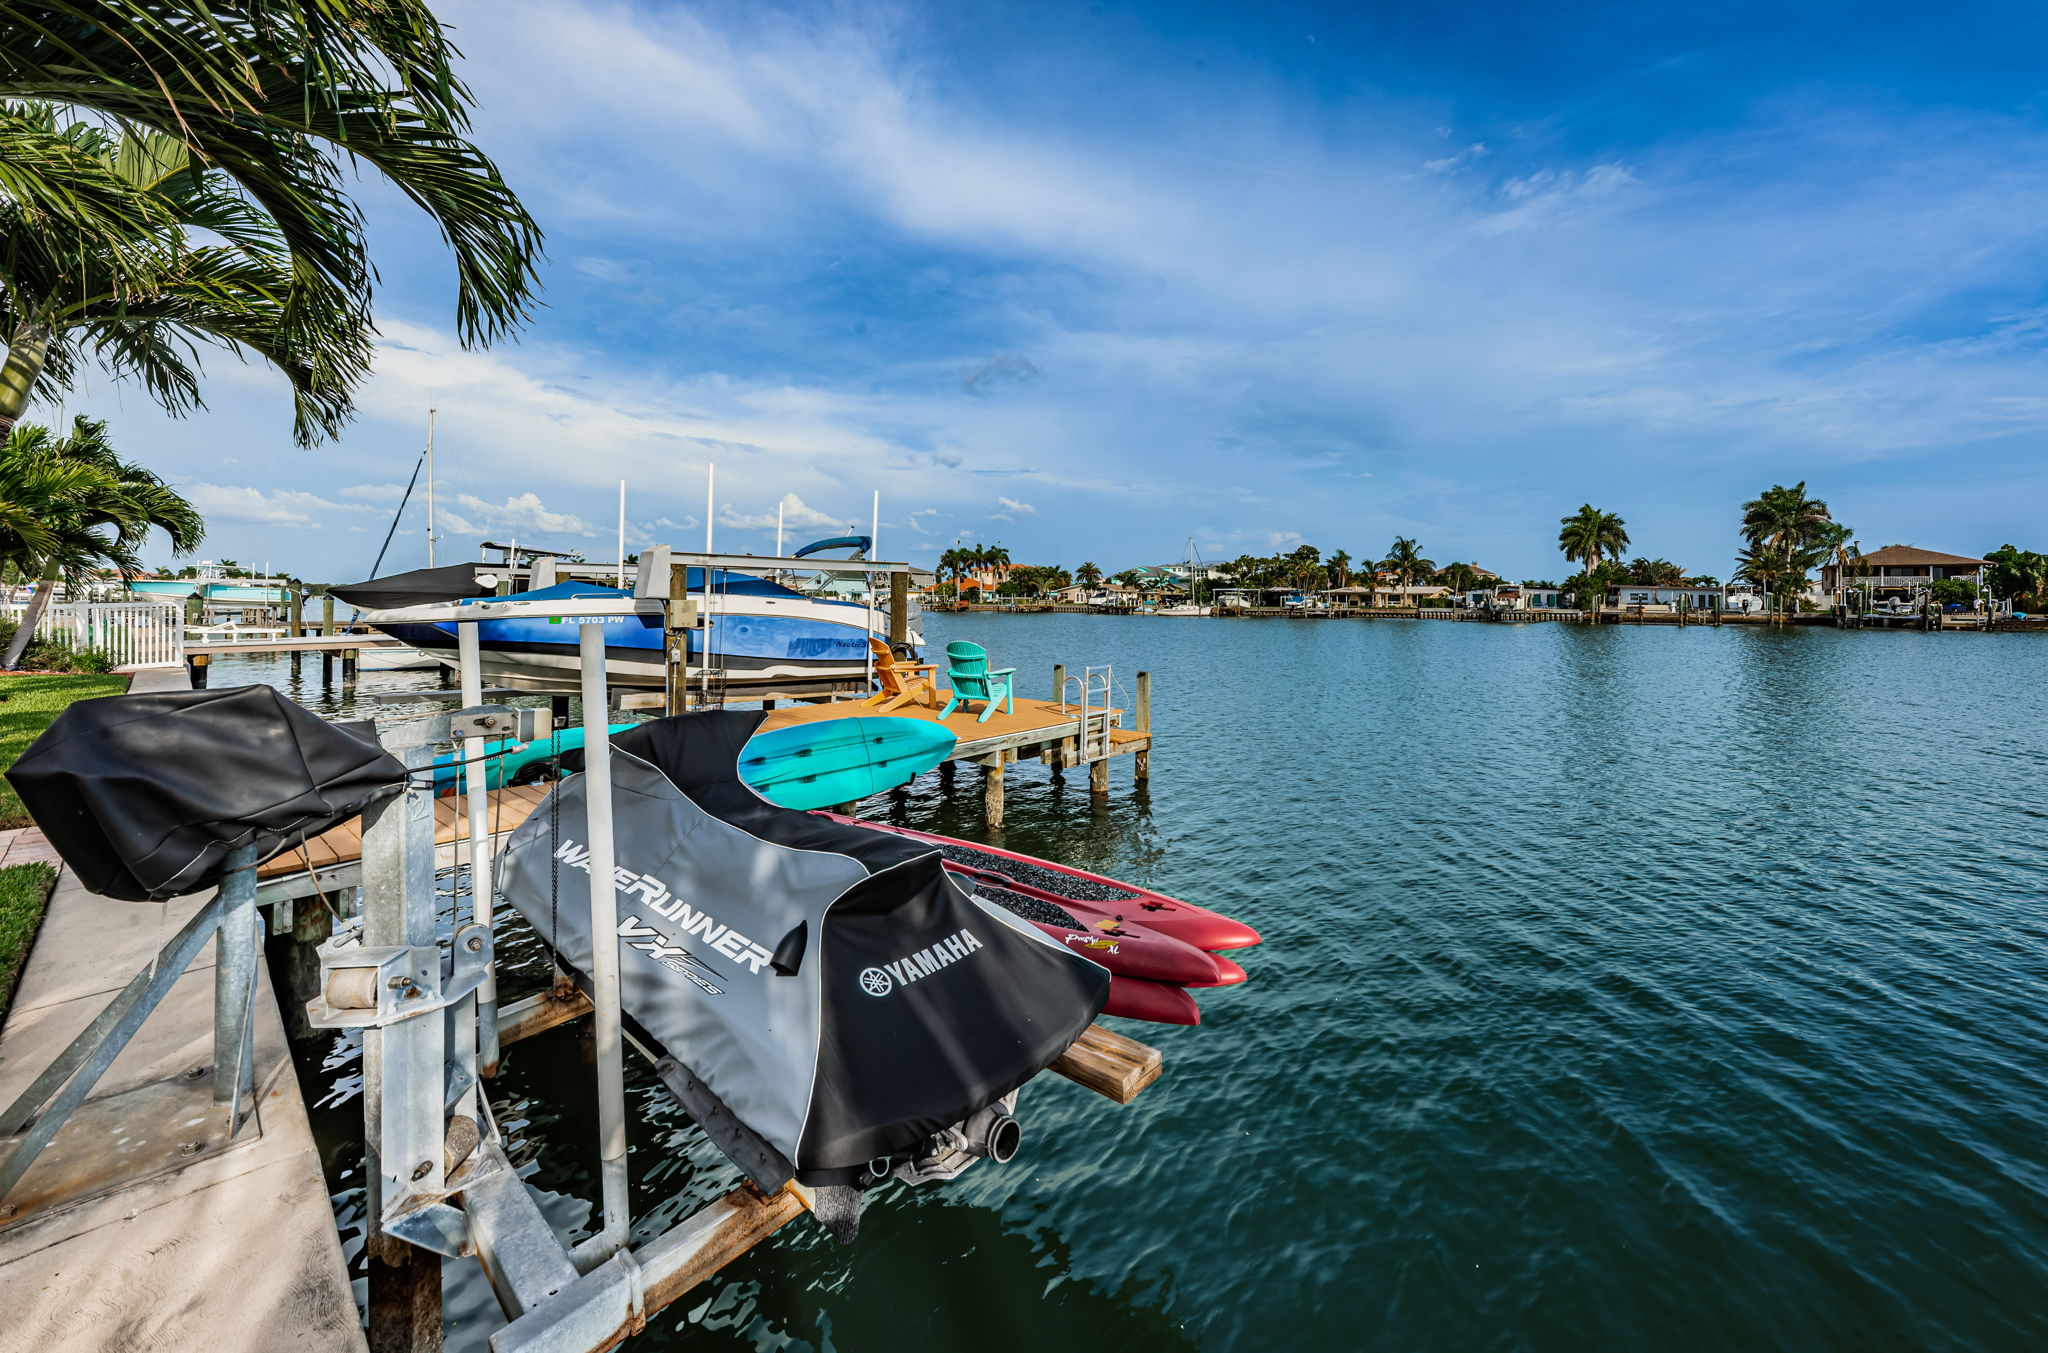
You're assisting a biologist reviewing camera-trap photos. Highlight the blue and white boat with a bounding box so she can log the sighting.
[358,572,920,692]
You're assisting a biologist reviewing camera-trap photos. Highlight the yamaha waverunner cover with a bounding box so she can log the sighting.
[327,562,493,611]
[496,711,1108,1189]
[5,685,405,901]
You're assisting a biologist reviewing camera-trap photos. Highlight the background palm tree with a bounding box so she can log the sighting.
[1327,549,1352,589]
[0,0,542,354]
[1558,504,1630,573]
[0,105,369,440]
[1378,537,1435,605]
[1740,482,1845,613]
[1437,561,1478,595]
[1,415,203,666]
[1075,561,1103,587]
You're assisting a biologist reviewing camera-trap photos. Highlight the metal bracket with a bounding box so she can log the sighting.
[304,924,494,1030]
[450,705,540,741]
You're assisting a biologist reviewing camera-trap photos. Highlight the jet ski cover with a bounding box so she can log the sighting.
[496,711,1109,1189]
[327,562,494,610]
[5,685,405,901]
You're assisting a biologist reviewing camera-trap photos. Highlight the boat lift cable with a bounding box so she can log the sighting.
[366,445,430,578]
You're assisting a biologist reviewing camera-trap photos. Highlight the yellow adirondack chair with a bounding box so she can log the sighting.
[861,637,941,711]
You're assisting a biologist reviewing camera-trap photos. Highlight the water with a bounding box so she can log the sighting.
[240,616,2048,1351]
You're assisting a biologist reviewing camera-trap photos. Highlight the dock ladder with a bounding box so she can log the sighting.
[1061,665,1114,763]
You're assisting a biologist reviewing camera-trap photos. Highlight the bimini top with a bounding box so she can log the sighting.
[465,569,808,605]
[495,711,1108,1189]
[328,562,494,610]
[792,535,870,560]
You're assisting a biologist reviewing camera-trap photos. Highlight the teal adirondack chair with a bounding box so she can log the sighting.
[938,641,1016,722]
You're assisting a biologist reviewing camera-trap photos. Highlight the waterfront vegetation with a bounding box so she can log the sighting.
[0,859,55,1017]
[0,417,203,668]
[948,478,2042,613]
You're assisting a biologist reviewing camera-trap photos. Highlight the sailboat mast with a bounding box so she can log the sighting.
[425,408,437,568]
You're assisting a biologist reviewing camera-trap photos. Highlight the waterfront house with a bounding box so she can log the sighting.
[1320,584,1453,608]
[1485,584,1563,610]
[1604,582,1725,613]
[1819,545,1989,601]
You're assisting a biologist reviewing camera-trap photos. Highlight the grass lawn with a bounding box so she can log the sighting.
[0,861,57,1019]
[0,672,127,829]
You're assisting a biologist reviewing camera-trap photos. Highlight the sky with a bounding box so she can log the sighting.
[42,0,2048,582]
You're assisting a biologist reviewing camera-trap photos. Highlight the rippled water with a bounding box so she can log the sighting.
[236,614,2048,1351]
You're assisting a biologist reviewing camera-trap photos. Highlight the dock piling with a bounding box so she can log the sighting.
[983,753,1005,827]
[186,651,210,688]
[1134,671,1151,785]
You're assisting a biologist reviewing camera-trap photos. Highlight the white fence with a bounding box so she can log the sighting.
[3,601,185,669]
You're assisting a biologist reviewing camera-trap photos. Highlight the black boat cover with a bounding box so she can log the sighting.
[327,562,493,610]
[496,711,1109,1189]
[5,686,405,901]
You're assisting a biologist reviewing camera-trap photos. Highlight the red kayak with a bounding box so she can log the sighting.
[826,816,1260,952]
[1106,977,1201,1026]
[965,872,1231,986]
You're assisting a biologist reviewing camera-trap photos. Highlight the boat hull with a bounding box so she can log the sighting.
[365,589,919,693]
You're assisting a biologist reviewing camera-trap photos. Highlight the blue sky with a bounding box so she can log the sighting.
[49,0,2048,581]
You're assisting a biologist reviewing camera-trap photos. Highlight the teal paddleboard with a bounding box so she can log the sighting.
[739,716,957,810]
[432,722,637,794]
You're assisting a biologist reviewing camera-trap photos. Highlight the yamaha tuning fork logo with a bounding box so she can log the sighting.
[859,928,985,996]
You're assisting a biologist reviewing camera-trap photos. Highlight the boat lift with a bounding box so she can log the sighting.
[0,565,1161,1353]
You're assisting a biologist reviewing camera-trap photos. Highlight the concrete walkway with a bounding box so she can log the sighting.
[0,669,364,1353]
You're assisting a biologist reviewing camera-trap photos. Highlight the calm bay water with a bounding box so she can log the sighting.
[236,613,2048,1351]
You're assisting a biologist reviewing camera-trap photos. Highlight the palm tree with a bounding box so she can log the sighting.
[1438,561,1478,595]
[1327,549,1352,589]
[1740,483,1845,611]
[1075,561,1103,587]
[0,1,541,356]
[1378,537,1435,605]
[1558,505,1629,573]
[0,105,369,440]
[1,415,203,667]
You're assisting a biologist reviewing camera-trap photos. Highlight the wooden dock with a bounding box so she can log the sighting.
[758,686,1152,825]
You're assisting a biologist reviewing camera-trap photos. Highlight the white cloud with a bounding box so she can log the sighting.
[717,493,849,532]
[437,492,591,540]
[1422,143,1488,174]
[182,483,369,526]
[988,497,1036,522]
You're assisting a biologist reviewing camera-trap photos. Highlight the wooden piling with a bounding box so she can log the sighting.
[366,1248,442,1353]
[1090,756,1109,796]
[1134,670,1151,784]
[288,586,304,638]
[186,651,210,688]
[341,649,358,682]
[665,561,690,716]
[1053,663,1067,706]
[983,752,1005,827]
[889,570,909,649]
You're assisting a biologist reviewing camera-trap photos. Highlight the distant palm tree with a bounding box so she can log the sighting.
[1075,561,1103,587]
[1328,549,1352,588]
[1438,561,1478,595]
[1741,483,1845,611]
[1,416,204,667]
[1378,537,1435,605]
[1558,505,1629,573]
